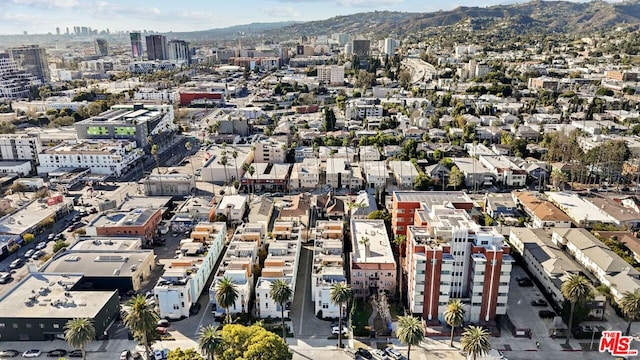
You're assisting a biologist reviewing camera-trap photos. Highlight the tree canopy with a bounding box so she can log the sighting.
[215,324,292,360]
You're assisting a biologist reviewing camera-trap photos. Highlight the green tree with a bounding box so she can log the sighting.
[151,144,161,175]
[22,233,35,244]
[413,173,433,191]
[620,289,640,336]
[215,277,239,324]
[53,240,70,252]
[393,235,407,304]
[215,324,292,360]
[329,282,353,349]
[167,348,205,360]
[398,70,412,89]
[64,318,96,360]
[396,315,425,360]
[444,300,465,348]
[123,295,159,359]
[561,274,594,346]
[448,166,464,189]
[198,325,222,360]
[323,107,336,132]
[461,326,491,360]
[269,279,293,339]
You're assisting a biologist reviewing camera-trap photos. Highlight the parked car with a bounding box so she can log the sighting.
[89,207,98,214]
[156,326,168,335]
[21,350,41,358]
[47,234,55,241]
[0,350,19,358]
[157,319,170,328]
[153,349,169,360]
[46,350,66,357]
[517,278,533,287]
[189,302,202,315]
[355,349,373,359]
[67,350,83,358]
[538,310,556,319]
[35,242,47,250]
[372,349,389,360]
[531,299,547,307]
[384,347,402,359]
[131,352,142,360]
[9,259,24,269]
[331,326,348,335]
[119,350,130,360]
[24,249,34,258]
[0,272,13,284]
[31,250,44,260]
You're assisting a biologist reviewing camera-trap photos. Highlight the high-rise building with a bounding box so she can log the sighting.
[8,45,50,83]
[66,27,69,35]
[146,35,168,61]
[404,202,513,324]
[0,54,41,100]
[352,39,371,58]
[317,65,344,86]
[167,40,190,64]
[383,38,398,56]
[94,38,109,56]
[130,32,143,59]
[55,27,60,35]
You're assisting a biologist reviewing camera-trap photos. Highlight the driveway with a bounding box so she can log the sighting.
[290,246,332,338]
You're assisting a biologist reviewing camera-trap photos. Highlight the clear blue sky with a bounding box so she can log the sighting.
[0,0,608,35]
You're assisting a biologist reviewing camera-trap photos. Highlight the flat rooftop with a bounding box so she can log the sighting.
[91,208,158,228]
[119,196,171,211]
[80,107,163,125]
[351,219,395,264]
[40,250,153,277]
[70,237,142,251]
[546,192,614,223]
[42,140,135,154]
[393,191,473,206]
[0,197,74,236]
[0,273,117,319]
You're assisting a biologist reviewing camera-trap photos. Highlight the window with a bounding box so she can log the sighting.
[26,324,32,329]
[265,303,268,308]
[39,324,44,329]
[173,305,179,310]
[472,302,482,306]
[322,303,329,309]
[12,323,18,329]
[497,302,506,307]
[0,323,4,328]
[53,324,60,329]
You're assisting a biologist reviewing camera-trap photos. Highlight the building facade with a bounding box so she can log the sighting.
[8,45,50,83]
[146,35,168,61]
[350,219,397,299]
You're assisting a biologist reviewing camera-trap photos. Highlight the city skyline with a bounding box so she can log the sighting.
[0,0,615,36]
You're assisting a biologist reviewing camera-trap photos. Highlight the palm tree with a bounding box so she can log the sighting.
[460,326,491,360]
[248,165,255,195]
[151,144,160,174]
[232,150,239,184]
[329,282,353,349]
[198,325,222,360]
[444,299,466,347]
[596,284,611,321]
[123,295,159,359]
[269,279,293,339]
[621,289,640,336]
[185,141,196,194]
[551,168,568,190]
[215,277,239,324]
[396,315,425,360]
[561,274,594,346]
[393,234,407,305]
[64,318,95,360]
[359,236,370,261]
[220,152,229,186]
[210,121,220,134]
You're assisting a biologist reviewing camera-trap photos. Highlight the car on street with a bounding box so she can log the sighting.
[156,326,168,335]
[157,319,170,328]
[21,350,41,358]
[31,250,44,260]
[46,350,66,357]
[24,249,34,258]
[153,349,169,360]
[0,272,13,284]
[189,302,201,315]
[331,326,349,335]
[119,350,130,360]
[538,310,556,319]
[35,242,47,250]
[355,349,373,359]
[384,347,402,359]
[131,352,142,360]
[517,278,533,287]
[372,349,389,360]
[9,259,24,269]
[531,299,547,306]
[0,350,19,358]
[67,350,82,358]
[47,234,55,241]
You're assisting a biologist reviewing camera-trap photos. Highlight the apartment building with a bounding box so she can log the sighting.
[362,161,388,189]
[350,219,397,299]
[290,158,321,190]
[209,225,261,317]
[478,155,527,188]
[317,65,345,85]
[255,220,302,318]
[155,222,226,319]
[0,134,42,164]
[253,139,287,163]
[388,161,420,188]
[391,191,474,236]
[513,192,572,228]
[405,203,513,324]
[213,195,248,223]
[345,100,383,120]
[326,158,363,190]
[312,221,346,318]
[37,140,142,177]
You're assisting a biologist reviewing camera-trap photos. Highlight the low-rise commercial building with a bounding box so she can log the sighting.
[141,173,196,196]
[86,207,163,243]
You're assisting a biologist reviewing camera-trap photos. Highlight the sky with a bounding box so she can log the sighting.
[0,0,611,35]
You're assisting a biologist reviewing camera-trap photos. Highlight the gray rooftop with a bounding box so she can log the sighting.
[40,250,154,277]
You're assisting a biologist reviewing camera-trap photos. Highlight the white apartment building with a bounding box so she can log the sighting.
[155,222,227,319]
[214,195,248,223]
[290,158,320,190]
[318,146,356,161]
[383,38,398,56]
[312,221,346,318]
[359,146,381,161]
[253,139,287,164]
[326,158,363,190]
[255,220,302,318]
[0,134,42,163]
[317,65,345,85]
[363,161,388,189]
[37,140,142,176]
[388,161,420,188]
[478,155,527,187]
[345,102,384,120]
[350,219,397,299]
[133,89,178,103]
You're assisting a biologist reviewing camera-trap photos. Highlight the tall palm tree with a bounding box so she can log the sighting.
[269,279,293,339]
[151,144,160,174]
[621,289,640,336]
[444,299,466,348]
[220,152,229,186]
[396,315,425,360]
[561,274,594,346]
[198,325,222,360]
[329,282,353,349]
[248,165,255,195]
[64,318,95,360]
[359,236,370,261]
[215,277,239,324]
[460,326,491,360]
[393,234,407,305]
[232,150,239,184]
[185,141,197,194]
[123,295,159,359]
